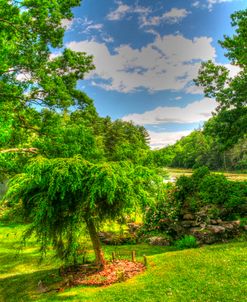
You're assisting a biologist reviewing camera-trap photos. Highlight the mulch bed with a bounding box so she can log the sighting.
[71,260,145,286]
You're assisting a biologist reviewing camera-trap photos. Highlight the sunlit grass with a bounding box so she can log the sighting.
[0,223,246,302]
[167,167,247,181]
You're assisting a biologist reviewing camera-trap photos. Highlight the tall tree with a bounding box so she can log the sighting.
[195,10,247,108]
[1,1,161,269]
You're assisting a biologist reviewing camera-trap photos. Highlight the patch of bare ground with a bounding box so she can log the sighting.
[63,260,145,287]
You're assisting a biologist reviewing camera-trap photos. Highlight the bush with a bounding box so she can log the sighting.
[143,168,247,237]
[199,174,230,205]
[175,235,198,249]
[199,174,247,209]
[143,185,181,233]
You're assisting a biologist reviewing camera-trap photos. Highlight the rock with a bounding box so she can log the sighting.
[147,236,170,246]
[128,223,141,233]
[210,219,218,225]
[207,225,225,234]
[216,219,222,224]
[181,220,195,228]
[223,223,234,230]
[183,213,194,220]
[189,227,201,234]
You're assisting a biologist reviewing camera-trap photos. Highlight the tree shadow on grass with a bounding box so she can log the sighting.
[0,268,62,302]
[0,241,59,275]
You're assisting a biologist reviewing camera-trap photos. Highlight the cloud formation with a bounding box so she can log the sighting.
[140,8,190,27]
[122,98,217,125]
[148,130,192,149]
[107,1,151,21]
[67,35,216,93]
[192,0,240,10]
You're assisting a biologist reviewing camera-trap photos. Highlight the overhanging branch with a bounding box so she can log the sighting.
[0,148,38,154]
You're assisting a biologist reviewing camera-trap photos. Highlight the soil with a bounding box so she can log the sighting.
[68,260,145,286]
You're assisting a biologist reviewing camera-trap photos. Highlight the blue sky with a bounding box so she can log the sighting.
[61,0,246,148]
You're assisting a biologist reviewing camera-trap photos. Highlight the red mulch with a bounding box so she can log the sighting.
[72,260,145,286]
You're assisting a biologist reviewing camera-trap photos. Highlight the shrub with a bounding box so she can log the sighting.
[199,174,230,205]
[228,181,247,209]
[143,185,181,233]
[199,174,247,210]
[175,235,198,249]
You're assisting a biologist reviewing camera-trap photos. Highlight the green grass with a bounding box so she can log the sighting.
[0,223,246,302]
[167,167,247,182]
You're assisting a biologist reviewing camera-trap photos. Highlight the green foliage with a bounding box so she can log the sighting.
[175,235,198,250]
[199,174,247,210]
[150,10,247,171]
[5,156,162,262]
[101,118,150,164]
[143,184,181,233]
[199,174,231,205]
[144,167,247,232]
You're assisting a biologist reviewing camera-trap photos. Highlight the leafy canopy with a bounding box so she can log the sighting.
[6,156,161,260]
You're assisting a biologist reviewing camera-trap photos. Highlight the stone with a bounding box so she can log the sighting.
[189,227,201,234]
[181,220,194,228]
[223,223,234,230]
[210,220,218,225]
[183,213,194,220]
[148,236,170,246]
[128,223,141,233]
[207,225,225,234]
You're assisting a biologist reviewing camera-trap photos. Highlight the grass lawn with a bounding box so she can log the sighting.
[167,168,247,182]
[0,223,246,302]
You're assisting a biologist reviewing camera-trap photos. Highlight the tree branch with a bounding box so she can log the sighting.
[0,148,38,154]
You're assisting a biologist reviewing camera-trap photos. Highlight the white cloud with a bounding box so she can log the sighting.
[192,0,240,10]
[67,34,216,93]
[192,1,201,8]
[61,17,104,35]
[224,63,241,78]
[207,0,240,9]
[122,98,217,125]
[208,0,238,5]
[163,8,190,23]
[61,19,74,30]
[141,8,190,27]
[107,1,151,21]
[148,130,192,149]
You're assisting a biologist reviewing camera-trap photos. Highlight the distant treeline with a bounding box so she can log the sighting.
[149,107,247,171]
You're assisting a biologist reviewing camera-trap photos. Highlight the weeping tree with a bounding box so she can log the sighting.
[5,156,161,267]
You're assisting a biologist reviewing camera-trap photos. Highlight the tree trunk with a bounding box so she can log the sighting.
[85,217,106,268]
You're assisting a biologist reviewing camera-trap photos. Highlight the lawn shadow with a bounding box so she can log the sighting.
[0,267,62,302]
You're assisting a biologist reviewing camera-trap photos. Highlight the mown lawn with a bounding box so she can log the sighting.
[0,223,246,302]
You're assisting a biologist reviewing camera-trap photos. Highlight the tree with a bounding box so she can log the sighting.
[0,0,95,146]
[194,9,247,110]
[6,156,161,267]
[1,1,161,269]
[101,119,150,163]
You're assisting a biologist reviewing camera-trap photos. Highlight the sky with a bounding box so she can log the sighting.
[61,0,246,148]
